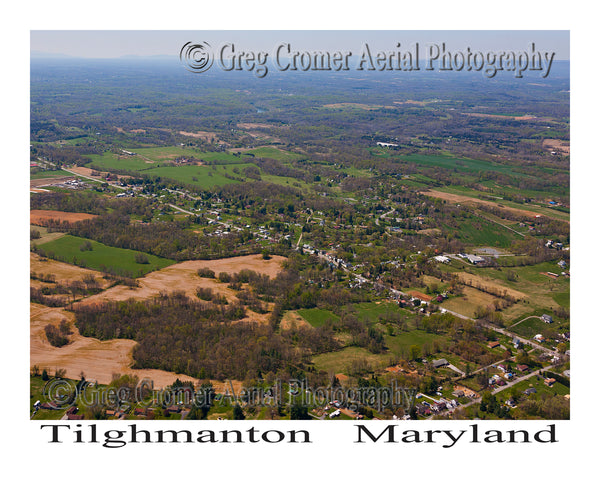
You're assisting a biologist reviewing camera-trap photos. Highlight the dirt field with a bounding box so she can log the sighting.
[77,254,286,317]
[421,190,546,219]
[417,228,442,236]
[463,112,536,121]
[30,176,76,188]
[31,254,286,389]
[442,286,500,318]
[30,209,98,225]
[30,303,241,392]
[542,138,570,155]
[179,130,218,141]
[30,252,109,286]
[455,272,528,300]
[323,102,389,110]
[393,100,427,106]
[280,311,312,330]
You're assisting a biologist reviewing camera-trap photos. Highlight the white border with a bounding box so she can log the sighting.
[4,1,597,477]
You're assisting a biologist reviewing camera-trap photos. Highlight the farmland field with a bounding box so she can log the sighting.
[35,235,175,277]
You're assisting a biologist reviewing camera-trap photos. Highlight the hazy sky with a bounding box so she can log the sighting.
[31,30,570,60]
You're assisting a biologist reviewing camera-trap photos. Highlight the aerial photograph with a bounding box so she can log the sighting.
[29,30,570,421]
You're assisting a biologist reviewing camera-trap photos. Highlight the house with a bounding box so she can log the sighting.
[488,341,500,349]
[516,364,530,373]
[524,388,537,396]
[166,405,182,414]
[541,314,553,324]
[558,260,567,269]
[534,334,545,342]
[464,254,485,264]
[329,409,341,418]
[66,413,85,420]
[513,337,521,348]
[433,255,450,264]
[432,359,449,368]
[544,377,557,387]
[504,372,514,380]
[452,389,465,398]
[497,364,507,373]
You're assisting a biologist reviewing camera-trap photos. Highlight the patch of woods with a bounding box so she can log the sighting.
[44,319,72,347]
[73,292,308,380]
[30,273,104,307]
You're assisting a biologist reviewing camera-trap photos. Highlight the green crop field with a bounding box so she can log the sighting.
[36,234,175,277]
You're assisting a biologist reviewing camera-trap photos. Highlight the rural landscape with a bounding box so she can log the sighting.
[30,44,570,421]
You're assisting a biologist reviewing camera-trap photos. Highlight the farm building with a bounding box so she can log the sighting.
[433,255,450,263]
[464,254,485,264]
[432,359,449,368]
[541,314,553,323]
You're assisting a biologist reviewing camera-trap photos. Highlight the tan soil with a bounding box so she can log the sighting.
[421,190,545,219]
[30,252,110,287]
[323,102,390,110]
[463,112,536,120]
[417,228,442,236]
[542,139,570,155]
[30,303,242,392]
[280,311,312,330]
[130,129,146,134]
[455,272,528,300]
[393,100,427,106]
[30,209,97,225]
[31,255,285,388]
[179,130,217,141]
[30,176,76,187]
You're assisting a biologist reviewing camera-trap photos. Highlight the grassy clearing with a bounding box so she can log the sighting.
[375,151,528,178]
[311,346,389,374]
[384,330,448,356]
[30,225,66,246]
[297,308,340,327]
[86,152,153,171]
[243,146,304,161]
[450,216,519,247]
[143,164,242,187]
[36,234,175,277]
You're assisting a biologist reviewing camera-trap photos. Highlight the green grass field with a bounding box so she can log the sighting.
[372,150,529,178]
[36,234,175,277]
[311,346,390,374]
[449,215,519,247]
[244,146,304,161]
[297,308,340,327]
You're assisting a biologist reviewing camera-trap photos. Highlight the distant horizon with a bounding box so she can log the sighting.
[30,30,570,61]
